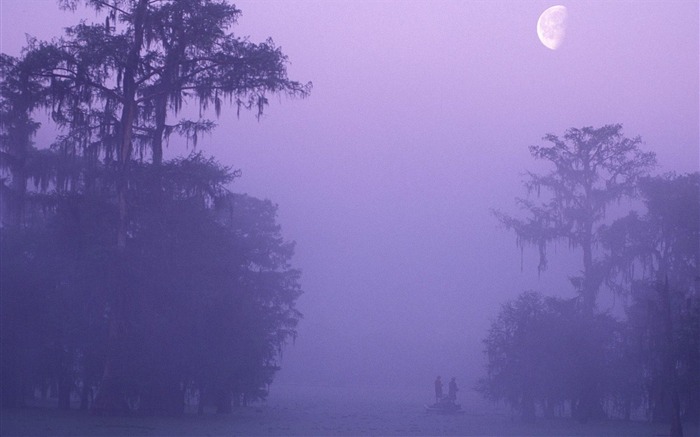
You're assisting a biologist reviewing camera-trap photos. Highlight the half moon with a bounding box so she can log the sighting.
[537,5,568,50]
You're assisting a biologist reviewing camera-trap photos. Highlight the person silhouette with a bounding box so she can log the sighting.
[434,376,443,403]
[448,377,458,401]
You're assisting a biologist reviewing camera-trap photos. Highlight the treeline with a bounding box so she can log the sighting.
[480,125,699,436]
[1,155,302,415]
[1,0,309,416]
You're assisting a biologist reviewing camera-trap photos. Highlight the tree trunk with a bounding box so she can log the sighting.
[152,94,165,165]
[521,392,536,422]
[151,12,184,166]
[623,399,631,421]
[216,390,232,414]
[58,377,71,410]
[543,399,554,419]
[80,381,90,410]
[0,361,23,408]
[141,379,184,417]
[581,219,596,315]
[91,375,129,415]
[92,0,148,416]
[9,172,27,228]
[660,278,683,437]
[575,381,605,423]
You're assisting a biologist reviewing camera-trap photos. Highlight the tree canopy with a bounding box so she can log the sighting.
[1,154,303,415]
[1,0,308,416]
[494,124,656,312]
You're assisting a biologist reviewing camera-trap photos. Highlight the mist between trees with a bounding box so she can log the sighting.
[0,1,698,435]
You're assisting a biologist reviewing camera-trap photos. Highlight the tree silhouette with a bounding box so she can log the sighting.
[2,0,309,415]
[0,154,303,415]
[494,124,655,313]
[602,173,700,435]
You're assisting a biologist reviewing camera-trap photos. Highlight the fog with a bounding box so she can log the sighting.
[1,0,698,404]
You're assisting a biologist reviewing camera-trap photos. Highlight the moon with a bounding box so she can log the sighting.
[537,5,568,50]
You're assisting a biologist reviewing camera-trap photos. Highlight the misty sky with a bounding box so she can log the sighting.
[1,1,698,391]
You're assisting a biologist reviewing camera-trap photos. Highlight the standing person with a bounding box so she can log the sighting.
[448,377,458,401]
[434,376,443,403]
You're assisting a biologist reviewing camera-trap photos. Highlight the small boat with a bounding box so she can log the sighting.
[425,398,463,414]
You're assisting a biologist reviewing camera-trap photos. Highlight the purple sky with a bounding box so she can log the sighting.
[1,1,698,390]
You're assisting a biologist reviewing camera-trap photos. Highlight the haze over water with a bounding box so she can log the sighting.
[1,0,697,396]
